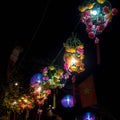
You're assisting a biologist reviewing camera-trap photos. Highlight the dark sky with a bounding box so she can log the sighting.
[1,0,120,119]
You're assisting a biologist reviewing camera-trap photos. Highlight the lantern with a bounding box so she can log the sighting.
[61,94,74,108]
[63,34,85,73]
[30,73,43,84]
[82,112,95,120]
[79,0,118,39]
[78,0,118,64]
[42,65,71,89]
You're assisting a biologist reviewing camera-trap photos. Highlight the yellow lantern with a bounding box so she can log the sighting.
[63,34,85,73]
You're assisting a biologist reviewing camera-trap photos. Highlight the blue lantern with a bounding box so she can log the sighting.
[30,73,43,84]
[82,112,95,120]
[61,94,74,108]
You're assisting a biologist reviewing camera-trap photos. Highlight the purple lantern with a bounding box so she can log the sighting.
[82,112,95,120]
[30,73,43,84]
[61,94,74,108]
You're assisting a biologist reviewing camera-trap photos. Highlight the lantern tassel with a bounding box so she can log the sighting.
[53,89,56,109]
[7,111,10,120]
[14,112,16,120]
[95,37,100,65]
[25,109,29,120]
[37,108,43,120]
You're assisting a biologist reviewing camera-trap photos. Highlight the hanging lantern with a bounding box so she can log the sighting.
[30,73,43,85]
[78,0,118,39]
[82,112,95,120]
[63,34,85,73]
[61,94,74,108]
[42,65,71,89]
[78,0,118,64]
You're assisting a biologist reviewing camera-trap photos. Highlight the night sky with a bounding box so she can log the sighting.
[1,0,120,119]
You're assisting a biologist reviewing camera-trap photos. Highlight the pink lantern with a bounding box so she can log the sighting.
[79,0,118,39]
[78,0,118,64]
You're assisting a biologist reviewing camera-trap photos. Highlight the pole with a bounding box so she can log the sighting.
[53,89,56,109]
[72,75,76,106]
[95,37,100,65]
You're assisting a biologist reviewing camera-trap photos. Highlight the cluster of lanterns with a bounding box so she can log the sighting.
[3,0,118,117]
[4,90,34,114]
[3,46,85,113]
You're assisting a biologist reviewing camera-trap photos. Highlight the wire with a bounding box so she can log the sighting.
[7,0,52,78]
[50,47,64,66]
[50,20,81,65]
[22,0,52,61]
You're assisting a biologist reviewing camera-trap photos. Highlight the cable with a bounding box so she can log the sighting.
[7,0,52,78]
[22,0,52,61]
[50,20,81,65]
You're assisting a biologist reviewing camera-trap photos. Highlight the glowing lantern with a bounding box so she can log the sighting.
[63,34,85,73]
[61,94,74,108]
[42,65,71,89]
[78,0,118,64]
[79,0,118,39]
[82,112,95,120]
[3,94,35,114]
[30,73,43,84]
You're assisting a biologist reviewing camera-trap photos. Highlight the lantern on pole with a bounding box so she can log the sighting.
[42,65,71,109]
[63,33,85,105]
[78,0,118,64]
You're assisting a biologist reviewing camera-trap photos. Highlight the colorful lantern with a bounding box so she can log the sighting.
[61,94,74,108]
[30,81,51,106]
[3,93,35,114]
[79,0,118,39]
[82,112,95,120]
[63,34,85,73]
[42,65,71,89]
[78,0,118,64]
[30,73,43,84]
